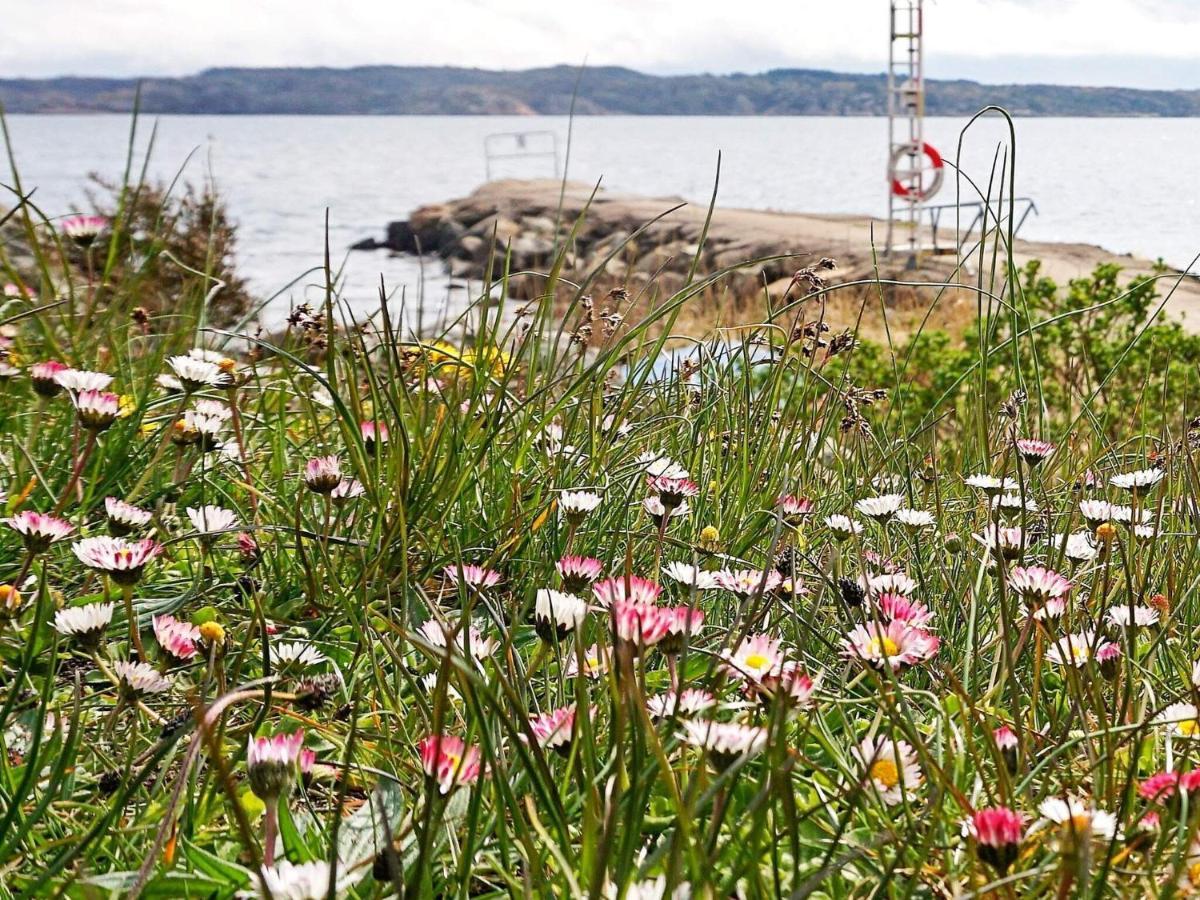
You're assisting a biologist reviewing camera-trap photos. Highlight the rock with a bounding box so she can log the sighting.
[454,234,487,263]
[384,220,416,252]
[350,236,380,251]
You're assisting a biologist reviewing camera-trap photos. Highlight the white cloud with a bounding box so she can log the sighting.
[1,0,1198,88]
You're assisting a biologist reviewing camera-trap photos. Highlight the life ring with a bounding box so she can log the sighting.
[889,142,944,201]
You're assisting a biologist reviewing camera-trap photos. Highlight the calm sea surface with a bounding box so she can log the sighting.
[3,115,1198,319]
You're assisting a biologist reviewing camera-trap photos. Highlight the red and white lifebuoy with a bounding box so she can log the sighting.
[889,142,944,201]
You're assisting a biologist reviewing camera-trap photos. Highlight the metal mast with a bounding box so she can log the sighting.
[886,0,924,262]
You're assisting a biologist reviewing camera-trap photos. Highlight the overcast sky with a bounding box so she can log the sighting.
[3,0,1199,90]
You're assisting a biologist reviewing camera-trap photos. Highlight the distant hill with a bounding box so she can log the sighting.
[3,65,1199,116]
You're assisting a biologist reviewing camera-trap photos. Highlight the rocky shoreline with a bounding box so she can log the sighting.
[353,179,1200,340]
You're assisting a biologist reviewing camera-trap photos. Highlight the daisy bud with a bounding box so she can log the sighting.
[1149,592,1170,616]
[1015,438,1054,466]
[29,360,68,398]
[697,525,721,554]
[1097,642,1122,680]
[246,730,305,802]
[777,494,814,527]
[647,475,698,510]
[993,725,1019,774]
[111,660,172,699]
[658,605,705,655]
[104,497,152,536]
[418,734,482,794]
[558,490,601,525]
[5,510,74,554]
[966,806,1024,875]
[199,620,226,646]
[612,599,672,650]
[303,455,342,494]
[1127,811,1160,853]
[1095,522,1118,544]
[525,705,579,756]
[556,555,603,593]
[152,613,201,663]
[236,531,260,561]
[72,536,162,586]
[0,584,21,616]
[60,214,107,246]
[360,420,389,454]
[74,389,121,431]
[838,577,866,607]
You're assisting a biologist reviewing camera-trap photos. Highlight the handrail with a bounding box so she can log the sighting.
[923,196,1038,254]
[483,130,560,181]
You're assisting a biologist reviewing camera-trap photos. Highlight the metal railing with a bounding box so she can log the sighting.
[924,197,1039,255]
[483,130,560,181]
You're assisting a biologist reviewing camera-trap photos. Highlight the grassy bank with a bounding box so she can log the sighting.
[3,113,1200,898]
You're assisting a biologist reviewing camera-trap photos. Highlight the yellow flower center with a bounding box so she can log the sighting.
[1065,814,1092,834]
[1180,720,1200,738]
[868,637,900,658]
[869,759,900,788]
[745,653,769,671]
[1189,862,1200,886]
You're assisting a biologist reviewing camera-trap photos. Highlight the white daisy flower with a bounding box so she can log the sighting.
[1038,796,1117,841]
[894,508,936,530]
[964,474,1017,494]
[1110,468,1164,493]
[186,505,238,535]
[663,561,720,590]
[1105,605,1159,629]
[270,641,327,669]
[854,494,904,522]
[854,736,922,806]
[53,602,114,641]
[825,514,863,539]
